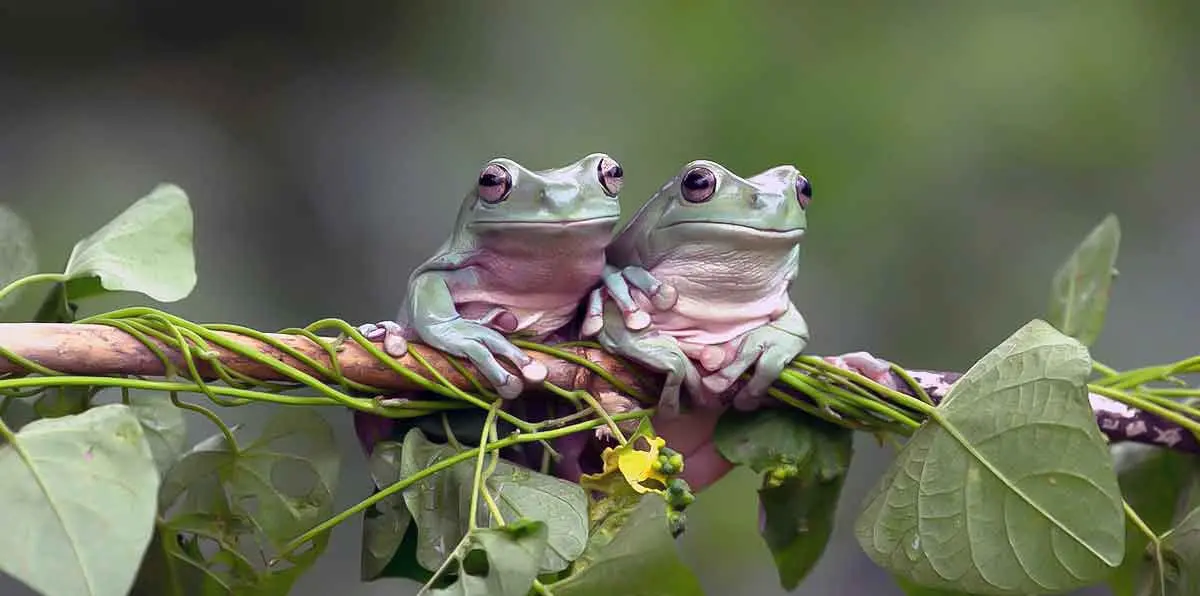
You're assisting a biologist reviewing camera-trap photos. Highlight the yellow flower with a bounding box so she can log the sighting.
[598,435,671,494]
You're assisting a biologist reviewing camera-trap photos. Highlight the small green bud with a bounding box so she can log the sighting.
[667,509,687,538]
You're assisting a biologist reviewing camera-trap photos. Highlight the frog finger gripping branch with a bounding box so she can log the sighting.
[357,153,624,403]
[587,160,817,415]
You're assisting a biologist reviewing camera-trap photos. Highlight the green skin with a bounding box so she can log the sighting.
[359,153,627,399]
[582,160,815,416]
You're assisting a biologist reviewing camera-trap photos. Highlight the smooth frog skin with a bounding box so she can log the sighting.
[584,159,813,416]
[359,153,625,399]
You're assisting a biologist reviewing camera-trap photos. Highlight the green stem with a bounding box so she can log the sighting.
[1091,384,1200,436]
[170,392,239,454]
[468,403,502,531]
[273,410,650,561]
[0,273,66,305]
[1124,500,1166,595]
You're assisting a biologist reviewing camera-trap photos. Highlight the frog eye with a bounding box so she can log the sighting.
[597,157,624,197]
[795,176,812,209]
[477,164,513,203]
[680,167,717,203]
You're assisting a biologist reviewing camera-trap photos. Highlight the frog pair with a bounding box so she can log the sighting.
[358,153,889,420]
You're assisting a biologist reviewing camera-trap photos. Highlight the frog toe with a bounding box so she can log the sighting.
[357,322,384,340]
[520,360,548,384]
[382,333,408,358]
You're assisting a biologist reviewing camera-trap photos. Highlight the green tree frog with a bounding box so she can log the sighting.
[582,160,814,415]
[358,153,626,399]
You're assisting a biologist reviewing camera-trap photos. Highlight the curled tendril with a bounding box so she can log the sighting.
[2,300,1200,559]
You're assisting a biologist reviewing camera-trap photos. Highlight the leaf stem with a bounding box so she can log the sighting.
[468,402,502,531]
[1090,384,1200,436]
[273,410,649,561]
[1123,500,1166,596]
[0,272,66,305]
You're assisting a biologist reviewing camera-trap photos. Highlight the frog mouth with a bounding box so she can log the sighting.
[662,221,806,239]
[470,215,620,230]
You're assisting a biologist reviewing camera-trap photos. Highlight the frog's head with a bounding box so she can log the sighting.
[464,153,623,234]
[644,160,810,247]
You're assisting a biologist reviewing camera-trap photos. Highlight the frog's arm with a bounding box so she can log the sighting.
[581,202,678,335]
[595,299,703,416]
[700,301,809,409]
[404,269,544,398]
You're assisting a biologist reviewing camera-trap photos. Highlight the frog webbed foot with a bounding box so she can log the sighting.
[596,331,701,418]
[419,318,547,400]
[357,320,410,358]
[581,265,677,336]
[693,326,808,411]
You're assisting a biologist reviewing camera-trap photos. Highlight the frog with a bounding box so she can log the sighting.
[357,153,626,400]
[580,159,815,416]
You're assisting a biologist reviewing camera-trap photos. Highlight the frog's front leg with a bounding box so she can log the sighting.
[703,304,810,410]
[595,302,701,417]
[407,272,546,399]
[581,264,678,336]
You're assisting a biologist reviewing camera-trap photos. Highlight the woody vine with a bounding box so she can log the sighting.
[0,186,1197,596]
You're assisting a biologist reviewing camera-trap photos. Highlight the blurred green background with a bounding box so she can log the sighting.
[2,1,1197,594]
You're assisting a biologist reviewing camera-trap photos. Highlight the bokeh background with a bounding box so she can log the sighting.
[2,2,1198,594]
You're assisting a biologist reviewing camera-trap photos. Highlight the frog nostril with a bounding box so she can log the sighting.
[795,176,812,209]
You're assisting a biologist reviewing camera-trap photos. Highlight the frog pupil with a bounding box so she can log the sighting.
[683,170,711,190]
[480,173,502,186]
[797,178,812,198]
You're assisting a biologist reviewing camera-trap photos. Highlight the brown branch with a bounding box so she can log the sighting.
[0,323,1194,454]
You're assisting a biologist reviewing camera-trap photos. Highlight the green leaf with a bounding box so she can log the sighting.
[398,429,589,574]
[0,204,37,314]
[126,393,188,477]
[34,386,93,419]
[549,494,703,596]
[361,441,413,581]
[895,575,981,595]
[714,407,853,589]
[713,405,827,473]
[0,396,38,432]
[0,403,160,596]
[155,409,339,594]
[1107,445,1191,596]
[1047,214,1120,346]
[429,520,550,596]
[1145,503,1200,596]
[761,422,853,589]
[855,319,1125,595]
[63,184,196,303]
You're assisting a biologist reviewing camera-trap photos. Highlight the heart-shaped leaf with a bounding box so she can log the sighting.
[0,204,37,314]
[397,429,588,575]
[714,408,853,590]
[1107,444,1191,596]
[1143,503,1200,595]
[361,441,413,581]
[548,493,703,596]
[429,520,550,596]
[153,409,339,594]
[126,393,188,477]
[713,406,827,473]
[0,404,160,596]
[895,575,978,595]
[1048,214,1120,346]
[63,184,196,303]
[855,319,1125,595]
